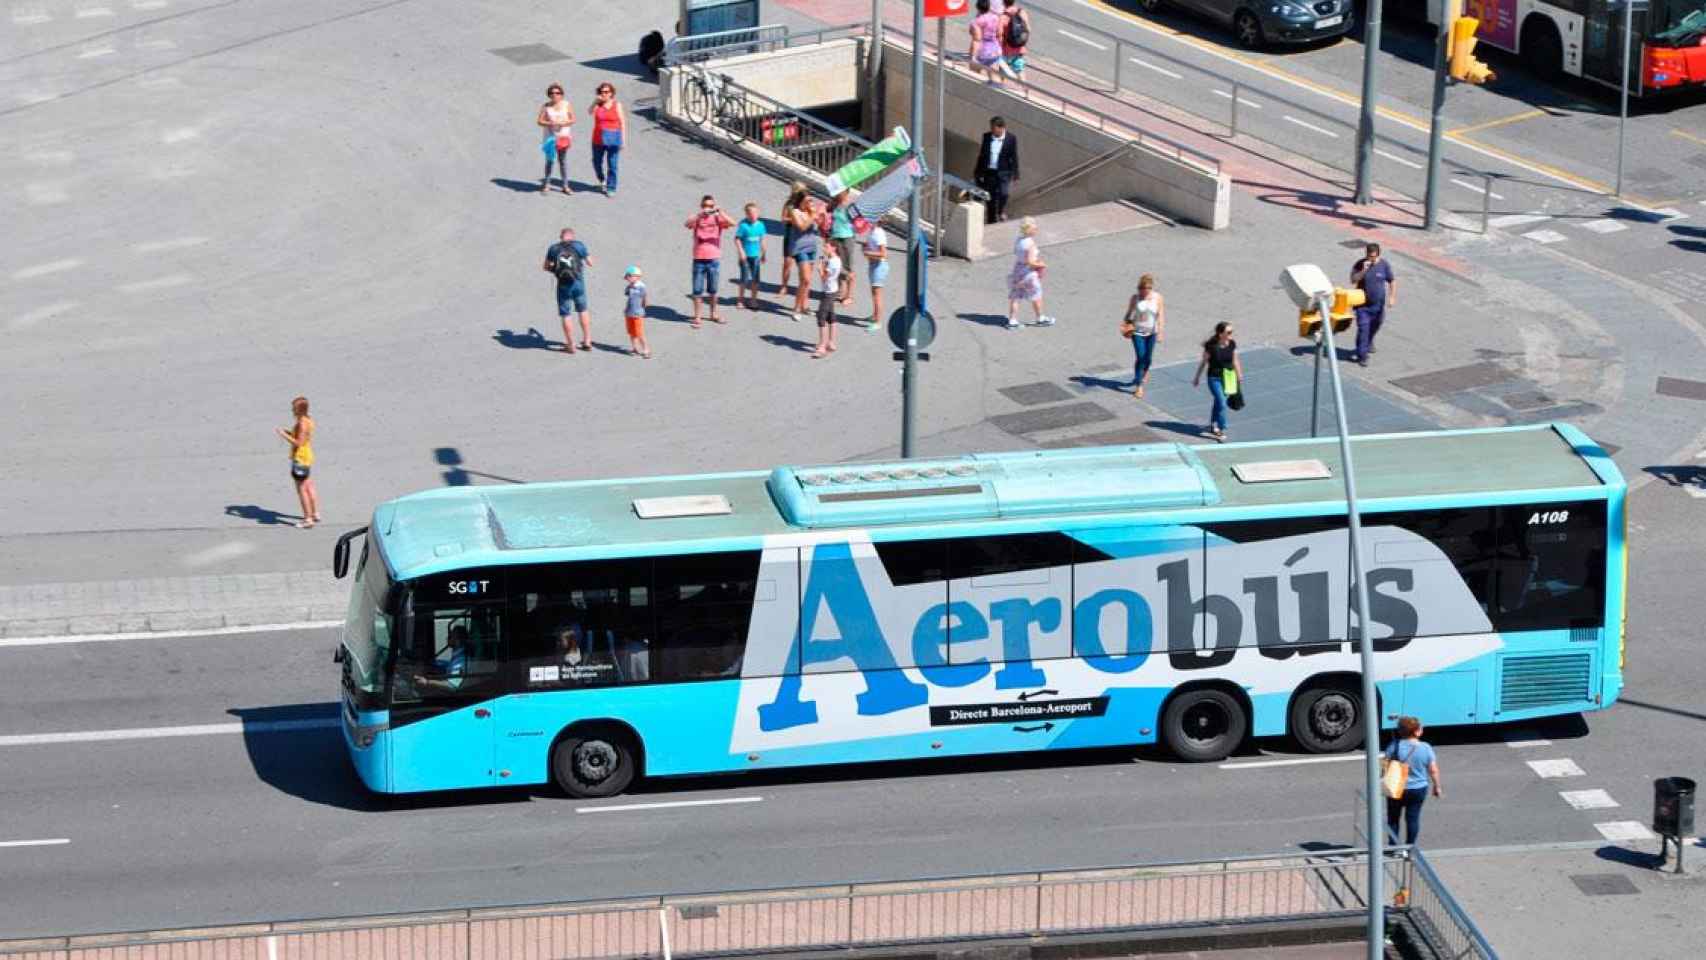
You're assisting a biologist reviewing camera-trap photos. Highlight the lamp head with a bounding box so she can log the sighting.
[1279,264,1333,310]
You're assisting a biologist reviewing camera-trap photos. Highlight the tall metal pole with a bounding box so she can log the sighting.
[1615,0,1632,197]
[934,17,947,256]
[1310,335,1324,438]
[902,0,926,458]
[1353,0,1384,204]
[1317,292,1384,959]
[870,0,884,81]
[1422,0,1449,229]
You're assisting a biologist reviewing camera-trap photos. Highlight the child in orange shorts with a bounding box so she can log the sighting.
[623,266,650,358]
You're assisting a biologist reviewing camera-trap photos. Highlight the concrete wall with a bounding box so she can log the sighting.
[661,38,867,115]
[879,41,1230,231]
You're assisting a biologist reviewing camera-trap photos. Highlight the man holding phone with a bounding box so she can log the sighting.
[686,195,736,328]
[1350,242,1396,366]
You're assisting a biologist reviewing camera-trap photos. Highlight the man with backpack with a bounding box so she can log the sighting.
[543,227,595,354]
[1000,0,1030,82]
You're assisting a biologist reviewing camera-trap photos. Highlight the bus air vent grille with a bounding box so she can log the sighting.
[1500,653,1591,712]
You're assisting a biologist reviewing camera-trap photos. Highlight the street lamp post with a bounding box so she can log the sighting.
[901,0,927,458]
[1614,0,1640,197]
[1353,0,1386,204]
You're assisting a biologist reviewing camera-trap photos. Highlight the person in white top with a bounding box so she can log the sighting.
[812,229,842,358]
[861,225,889,334]
[537,83,575,194]
[1006,217,1054,329]
[1122,272,1165,398]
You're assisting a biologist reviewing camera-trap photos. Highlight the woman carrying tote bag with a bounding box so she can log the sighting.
[1382,715,1443,845]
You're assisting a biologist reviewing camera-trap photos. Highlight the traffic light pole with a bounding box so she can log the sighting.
[1422,0,1449,229]
[901,0,926,458]
[1353,0,1384,204]
[1615,0,1632,197]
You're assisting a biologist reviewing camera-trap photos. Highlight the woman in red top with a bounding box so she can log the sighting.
[588,82,627,196]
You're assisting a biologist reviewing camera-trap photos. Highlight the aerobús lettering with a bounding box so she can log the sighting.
[758,541,1419,732]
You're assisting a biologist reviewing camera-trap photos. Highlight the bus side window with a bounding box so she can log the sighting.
[655,551,761,682]
[508,559,653,689]
[1491,502,1606,632]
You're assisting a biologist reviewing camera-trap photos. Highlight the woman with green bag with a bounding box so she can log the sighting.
[1190,321,1243,442]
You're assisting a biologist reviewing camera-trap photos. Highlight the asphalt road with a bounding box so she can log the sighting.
[2,466,1699,938]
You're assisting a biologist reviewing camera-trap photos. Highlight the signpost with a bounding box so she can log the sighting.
[1611,0,1648,197]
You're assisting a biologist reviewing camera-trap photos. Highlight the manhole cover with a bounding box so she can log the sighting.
[999,381,1074,407]
[1657,376,1706,401]
[1570,873,1639,896]
[489,43,571,65]
[988,402,1116,437]
[1389,361,1515,397]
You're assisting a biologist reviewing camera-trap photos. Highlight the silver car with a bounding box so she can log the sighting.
[1139,0,1355,50]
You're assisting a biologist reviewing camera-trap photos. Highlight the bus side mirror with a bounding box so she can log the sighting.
[332,526,369,579]
[333,647,346,664]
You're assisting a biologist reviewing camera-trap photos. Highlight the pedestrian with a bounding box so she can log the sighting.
[829,191,858,306]
[785,192,820,322]
[588,82,626,196]
[999,0,1031,82]
[537,82,574,194]
[1006,216,1054,329]
[1122,272,1165,399]
[1190,321,1243,442]
[276,396,319,529]
[684,194,735,327]
[969,0,1007,85]
[779,181,808,297]
[622,266,650,358]
[1350,241,1396,366]
[812,224,842,358]
[543,227,594,352]
[1383,716,1442,846]
[974,116,1019,224]
[861,221,889,333]
[734,202,767,309]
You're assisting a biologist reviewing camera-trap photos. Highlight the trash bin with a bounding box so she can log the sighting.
[1653,777,1696,838]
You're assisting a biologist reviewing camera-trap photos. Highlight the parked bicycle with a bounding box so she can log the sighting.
[681,69,752,141]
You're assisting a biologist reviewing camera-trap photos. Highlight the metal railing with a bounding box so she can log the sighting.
[663,22,867,66]
[880,25,1221,177]
[4,847,1499,959]
[673,63,987,241]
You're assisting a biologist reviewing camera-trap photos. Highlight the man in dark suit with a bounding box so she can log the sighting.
[974,116,1019,224]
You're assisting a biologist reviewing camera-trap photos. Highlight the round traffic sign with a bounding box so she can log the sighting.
[887,307,937,351]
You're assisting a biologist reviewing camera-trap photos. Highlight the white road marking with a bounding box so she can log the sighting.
[1579,219,1629,233]
[0,620,340,649]
[1489,213,1551,228]
[1282,115,1339,138]
[1375,149,1422,170]
[179,541,257,568]
[0,718,339,748]
[1057,29,1109,51]
[76,45,118,59]
[135,38,178,52]
[1643,207,1687,221]
[1594,820,1655,841]
[161,127,200,144]
[1523,229,1569,244]
[1129,57,1181,79]
[1526,758,1586,778]
[1219,754,1365,770]
[117,273,194,293]
[0,838,70,848]
[1560,789,1619,811]
[576,796,765,814]
[8,300,79,331]
[1212,89,1263,108]
[13,11,53,25]
[1502,734,1552,748]
[132,0,171,8]
[12,258,83,280]
[134,235,209,253]
[1450,178,1504,199]
[75,5,115,17]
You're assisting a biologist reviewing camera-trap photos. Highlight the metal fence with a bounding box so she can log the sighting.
[1,847,1495,960]
[663,22,868,66]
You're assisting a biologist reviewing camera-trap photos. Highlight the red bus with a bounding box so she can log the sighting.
[1427,0,1706,94]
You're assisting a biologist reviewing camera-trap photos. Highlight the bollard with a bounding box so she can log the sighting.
[1231,80,1241,138]
[1113,41,1123,94]
[1480,173,1493,235]
[1654,777,1696,874]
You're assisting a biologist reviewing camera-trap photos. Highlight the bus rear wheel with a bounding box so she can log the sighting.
[1290,685,1365,754]
[552,726,639,798]
[1162,688,1248,762]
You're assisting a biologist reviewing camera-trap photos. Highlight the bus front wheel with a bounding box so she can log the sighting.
[1290,685,1365,754]
[552,726,640,798]
[1161,688,1248,762]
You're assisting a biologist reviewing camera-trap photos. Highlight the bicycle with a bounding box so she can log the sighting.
[681,70,751,142]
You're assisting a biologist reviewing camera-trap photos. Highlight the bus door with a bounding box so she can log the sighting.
[388,603,505,790]
[1583,0,1642,88]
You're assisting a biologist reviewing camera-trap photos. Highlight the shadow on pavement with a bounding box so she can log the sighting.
[760,333,816,353]
[577,53,655,82]
[1070,373,1131,395]
[225,504,299,526]
[647,304,695,324]
[493,327,562,351]
[958,311,1010,327]
[1144,419,1209,439]
[1594,844,1665,870]
[1643,465,1706,489]
[433,447,526,487]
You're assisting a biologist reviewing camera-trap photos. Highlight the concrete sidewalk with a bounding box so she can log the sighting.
[1429,837,1706,959]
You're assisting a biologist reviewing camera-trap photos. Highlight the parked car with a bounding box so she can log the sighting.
[1138,0,1355,50]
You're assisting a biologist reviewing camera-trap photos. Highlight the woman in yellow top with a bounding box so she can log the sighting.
[276,396,320,528]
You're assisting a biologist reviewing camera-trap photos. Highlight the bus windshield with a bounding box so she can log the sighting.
[1652,2,1706,44]
[341,546,394,695]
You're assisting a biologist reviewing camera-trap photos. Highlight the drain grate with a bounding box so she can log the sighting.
[989,402,1117,436]
[1039,425,1163,448]
[1656,376,1706,401]
[1569,874,1639,896]
[489,43,571,65]
[999,381,1075,407]
[1390,361,1515,397]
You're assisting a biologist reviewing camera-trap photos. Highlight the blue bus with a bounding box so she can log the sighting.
[334,424,1625,797]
